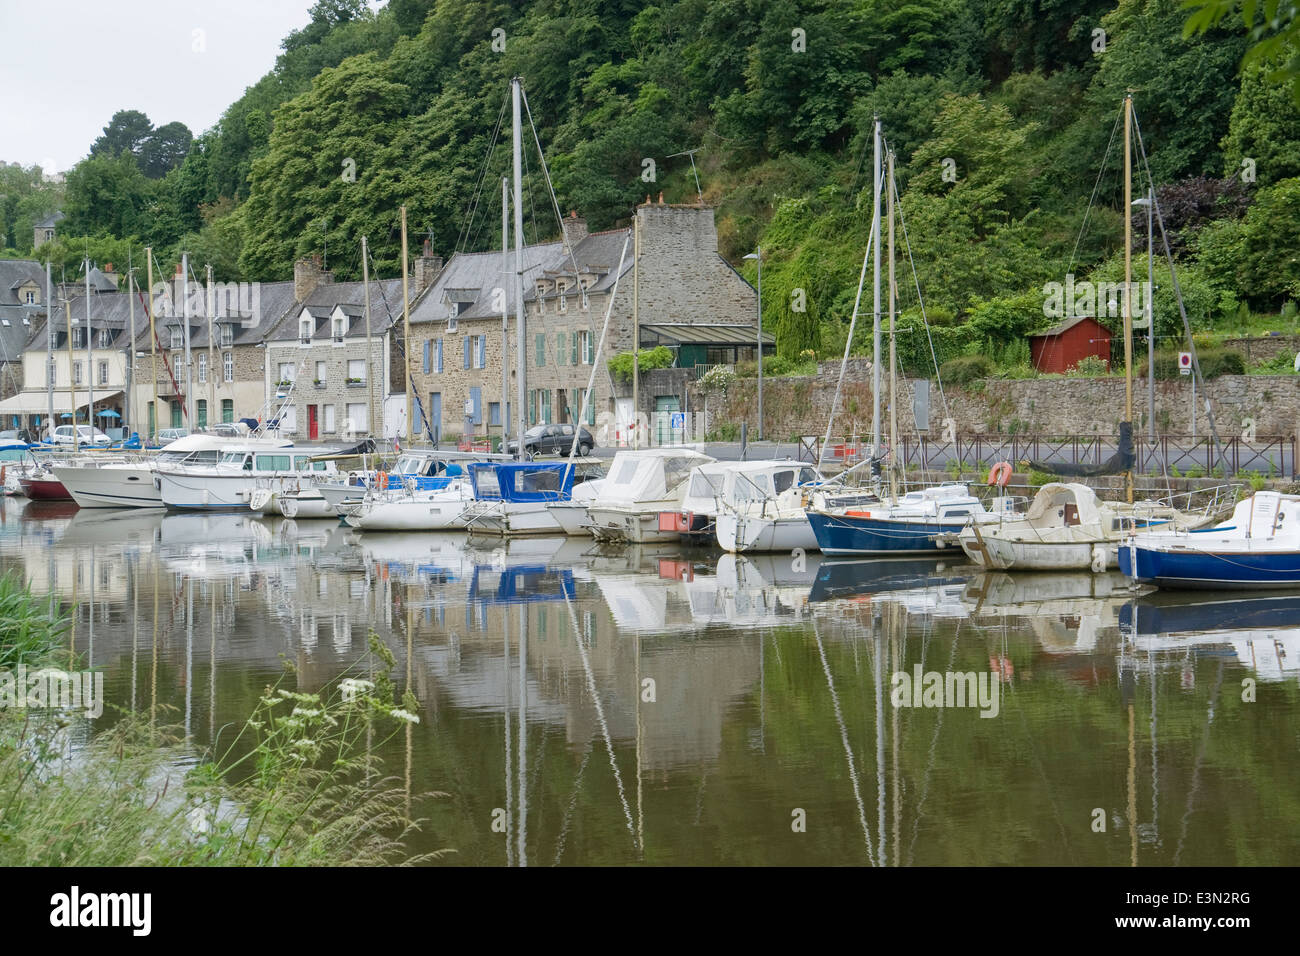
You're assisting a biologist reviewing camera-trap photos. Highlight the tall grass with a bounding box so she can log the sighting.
[0,570,70,670]
[0,627,450,866]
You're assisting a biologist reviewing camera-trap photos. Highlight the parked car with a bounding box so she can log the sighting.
[505,423,595,458]
[48,425,111,446]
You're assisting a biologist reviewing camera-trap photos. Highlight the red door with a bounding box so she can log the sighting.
[308,404,319,440]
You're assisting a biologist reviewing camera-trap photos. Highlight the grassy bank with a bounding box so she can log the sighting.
[0,573,445,865]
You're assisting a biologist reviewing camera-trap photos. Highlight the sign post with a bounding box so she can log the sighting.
[1179,352,1194,440]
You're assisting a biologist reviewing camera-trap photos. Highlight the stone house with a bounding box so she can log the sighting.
[261,257,410,441]
[0,259,47,404]
[406,199,763,446]
[32,211,64,250]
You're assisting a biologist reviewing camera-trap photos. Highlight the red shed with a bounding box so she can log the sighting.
[1029,316,1112,374]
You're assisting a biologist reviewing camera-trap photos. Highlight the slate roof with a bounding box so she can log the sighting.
[263,278,406,342]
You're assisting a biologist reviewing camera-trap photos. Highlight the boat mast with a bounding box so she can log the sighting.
[512,77,527,452]
[126,258,135,437]
[401,206,412,443]
[206,264,215,430]
[45,260,53,437]
[85,257,93,436]
[887,147,898,503]
[632,213,640,449]
[871,118,882,455]
[502,176,510,442]
[65,298,78,452]
[1123,94,1135,504]
[146,248,157,442]
[182,252,193,428]
[362,234,374,440]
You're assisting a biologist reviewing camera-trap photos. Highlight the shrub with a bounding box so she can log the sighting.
[939,354,995,386]
[608,346,674,384]
[1152,348,1246,379]
[1071,355,1109,376]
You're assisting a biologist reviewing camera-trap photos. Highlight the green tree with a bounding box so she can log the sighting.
[89,109,154,159]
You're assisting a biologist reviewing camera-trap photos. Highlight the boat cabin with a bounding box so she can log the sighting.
[469,462,578,502]
[597,449,715,505]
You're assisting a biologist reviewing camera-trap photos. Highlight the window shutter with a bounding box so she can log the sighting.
[478,335,486,368]
[536,333,544,367]
[556,332,565,365]
[570,331,578,365]
[436,338,443,373]
[463,336,470,370]
[423,339,431,374]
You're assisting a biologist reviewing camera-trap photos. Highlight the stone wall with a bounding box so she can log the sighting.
[694,358,1300,440]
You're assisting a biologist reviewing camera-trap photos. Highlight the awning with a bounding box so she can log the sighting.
[0,390,124,416]
[639,323,775,346]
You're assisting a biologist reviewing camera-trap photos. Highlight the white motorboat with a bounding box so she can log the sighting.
[587,447,716,544]
[342,473,476,531]
[713,460,824,553]
[462,460,604,536]
[156,445,338,510]
[53,432,292,509]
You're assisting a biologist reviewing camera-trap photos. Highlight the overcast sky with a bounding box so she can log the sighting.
[0,0,348,172]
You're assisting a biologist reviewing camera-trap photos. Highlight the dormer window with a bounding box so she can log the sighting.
[169,327,182,349]
[24,291,35,304]
[332,315,346,344]
[299,316,313,345]
[558,291,567,313]
[97,328,111,348]
[72,327,85,349]
[220,324,234,347]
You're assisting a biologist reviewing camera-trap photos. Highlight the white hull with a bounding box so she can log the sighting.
[52,463,162,508]
[252,490,335,519]
[550,501,594,536]
[961,533,1115,571]
[344,491,472,531]
[588,505,680,544]
[464,501,564,536]
[716,512,819,553]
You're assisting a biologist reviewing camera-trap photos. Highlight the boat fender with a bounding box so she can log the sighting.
[377,471,389,491]
[1091,544,1107,573]
[987,461,1013,488]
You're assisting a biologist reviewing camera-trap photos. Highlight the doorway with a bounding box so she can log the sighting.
[308,404,319,440]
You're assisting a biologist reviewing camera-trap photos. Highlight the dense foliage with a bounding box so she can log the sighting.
[5,0,1300,368]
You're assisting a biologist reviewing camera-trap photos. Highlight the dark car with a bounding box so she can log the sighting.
[506,423,595,458]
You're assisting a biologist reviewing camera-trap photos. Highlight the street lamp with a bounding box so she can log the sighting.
[1132,191,1155,442]
[743,248,763,441]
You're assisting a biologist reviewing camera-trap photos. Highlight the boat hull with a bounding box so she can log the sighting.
[18,477,72,501]
[961,534,1115,572]
[465,502,564,536]
[550,502,593,536]
[344,495,470,531]
[52,464,161,509]
[807,511,968,556]
[1119,543,1300,590]
[588,505,680,544]
[716,513,819,554]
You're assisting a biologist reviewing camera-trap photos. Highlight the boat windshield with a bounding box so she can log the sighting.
[609,458,640,485]
[392,455,424,475]
[219,452,248,466]
[688,472,721,499]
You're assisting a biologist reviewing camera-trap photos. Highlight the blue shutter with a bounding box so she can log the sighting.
[470,386,482,425]
[423,339,430,374]
[478,335,486,369]
[463,336,470,370]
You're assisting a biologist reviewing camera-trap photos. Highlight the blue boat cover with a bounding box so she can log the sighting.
[469,462,574,502]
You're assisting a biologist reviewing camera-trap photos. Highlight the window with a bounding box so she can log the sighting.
[72,361,82,385]
[197,399,208,428]
[277,362,295,384]
[24,291,34,304]
[221,399,234,423]
[476,335,486,369]
[556,332,566,366]
[558,292,567,313]
[97,328,111,348]
[773,470,795,494]
[97,360,108,385]
[255,454,292,472]
[223,352,233,382]
[332,315,346,343]
[489,402,501,426]
[347,359,365,384]
[580,330,594,365]
[535,333,545,366]
[299,316,313,344]
[220,325,233,347]
[72,327,85,348]
[581,290,589,311]
[541,390,552,423]
[315,360,326,383]
[346,402,367,432]
[197,353,207,383]
[436,338,443,373]
[169,327,181,349]
[324,404,336,433]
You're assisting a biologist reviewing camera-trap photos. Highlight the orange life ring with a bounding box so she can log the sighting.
[377,471,389,491]
[987,461,1013,488]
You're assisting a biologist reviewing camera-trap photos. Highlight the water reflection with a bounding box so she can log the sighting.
[0,497,1296,866]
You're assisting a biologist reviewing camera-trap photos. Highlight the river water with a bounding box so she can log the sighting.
[2,496,1297,866]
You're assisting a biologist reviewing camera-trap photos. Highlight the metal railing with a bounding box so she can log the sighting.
[799,434,1296,477]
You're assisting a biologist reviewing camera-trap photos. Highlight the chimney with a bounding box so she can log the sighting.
[100,262,119,289]
[294,256,333,302]
[413,239,445,293]
[561,210,588,248]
